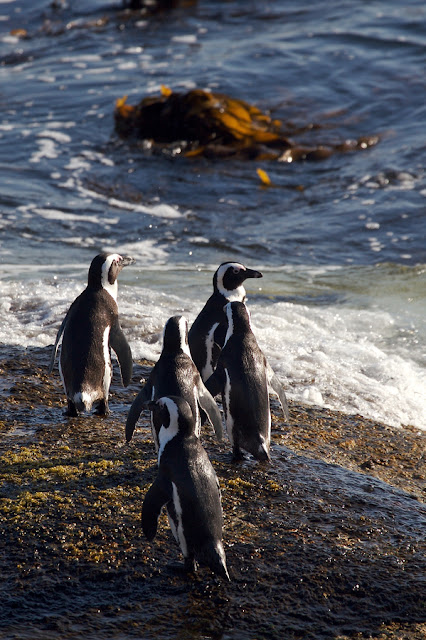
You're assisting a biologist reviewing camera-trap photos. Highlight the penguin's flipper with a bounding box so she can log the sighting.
[196,380,223,441]
[142,477,171,541]
[213,322,227,351]
[211,340,222,366]
[125,382,152,442]
[48,314,68,374]
[204,362,225,399]
[266,361,290,421]
[109,322,133,387]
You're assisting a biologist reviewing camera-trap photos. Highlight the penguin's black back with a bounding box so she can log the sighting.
[188,262,262,379]
[215,303,271,460]
[188,291,228,375]
[60,287,117,393]
[151,352,201,417]
[222,331,269,421]
[161,434,224,547]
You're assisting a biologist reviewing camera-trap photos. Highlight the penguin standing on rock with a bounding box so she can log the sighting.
[142,395,230,581]
[125,315,222,446]
[49,252,135,417]
[205,301,289,462]
[188,261,263,381]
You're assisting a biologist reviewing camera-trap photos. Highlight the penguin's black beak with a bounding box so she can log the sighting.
[120,255,136,267]
[244,268,263,280]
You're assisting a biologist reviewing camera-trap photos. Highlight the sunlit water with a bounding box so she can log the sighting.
[0,0,425,429]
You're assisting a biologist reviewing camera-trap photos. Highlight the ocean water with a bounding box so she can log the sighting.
[0,0,425,429]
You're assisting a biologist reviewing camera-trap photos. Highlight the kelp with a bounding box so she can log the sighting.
[123,0,197,11]
[114,87,379,161]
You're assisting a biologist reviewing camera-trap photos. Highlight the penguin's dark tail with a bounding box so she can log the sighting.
[125,390,146,442]
[201,541,230,582]
[72,392,93,414]
[256,443,271,463]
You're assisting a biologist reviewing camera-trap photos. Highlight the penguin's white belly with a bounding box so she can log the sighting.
[202,322,220,381]
[191,385,201,437]
[70,326,111,411]
[223,368,234,446]
[169,482,188,557]
[101,326,112,398]
[151,385,159,453]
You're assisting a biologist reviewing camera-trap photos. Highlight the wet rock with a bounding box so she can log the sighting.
[0,345,424,640]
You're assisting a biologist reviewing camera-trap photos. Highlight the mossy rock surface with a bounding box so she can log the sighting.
[0,345,424,640]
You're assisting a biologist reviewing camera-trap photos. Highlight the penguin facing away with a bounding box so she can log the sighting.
[205,301,289,462]
[188,261,263,381]
[49,252,134,417]
[142,395,230,581]
[125,315,223,446]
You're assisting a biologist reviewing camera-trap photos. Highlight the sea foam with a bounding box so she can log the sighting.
[0,271,424,431]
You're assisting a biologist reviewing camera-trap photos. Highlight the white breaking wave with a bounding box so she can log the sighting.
[251,301,425,431]
[0,268,424,431]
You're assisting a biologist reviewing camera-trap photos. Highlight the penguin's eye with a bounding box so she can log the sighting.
[233,267,242,274]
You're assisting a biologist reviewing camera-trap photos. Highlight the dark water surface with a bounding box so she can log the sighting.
[0,0,425,269]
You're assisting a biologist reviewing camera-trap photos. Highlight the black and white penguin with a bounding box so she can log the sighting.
[205,301,289,462]
[188,261,263,381]
[49,252,135,416]
[142,395,230,581]
[125,315,223,445]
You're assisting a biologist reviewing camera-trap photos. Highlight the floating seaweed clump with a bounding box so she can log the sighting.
[123,0,197,11]
[114,87,379,161]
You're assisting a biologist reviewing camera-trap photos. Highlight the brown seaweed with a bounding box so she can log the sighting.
[114,88,379,161]
[123,0,197,11]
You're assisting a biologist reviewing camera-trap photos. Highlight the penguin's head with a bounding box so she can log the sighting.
[148,396,195,449]
[88,252,135,300]
[162,316,191,357]
[213,262,262,301]
[224,300,252,338]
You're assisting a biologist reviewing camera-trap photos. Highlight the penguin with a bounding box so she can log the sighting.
[205,301,289,462]
[49,252,135,417]
[142,395,230,581]
[188,261,263,381]
[125,315,223,446]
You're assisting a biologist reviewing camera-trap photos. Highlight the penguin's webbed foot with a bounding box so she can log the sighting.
[231,447,246,463]
[184,556,198,574]
[166,558,197,577]
[94,399,110,417]
[64,401,78,417]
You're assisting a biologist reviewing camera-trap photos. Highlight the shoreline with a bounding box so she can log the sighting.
[0,345,425,639]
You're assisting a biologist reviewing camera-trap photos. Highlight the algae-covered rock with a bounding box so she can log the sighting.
[0,345,424,640]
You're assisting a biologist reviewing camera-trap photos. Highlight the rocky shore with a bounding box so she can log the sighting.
[0,345,424,640]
